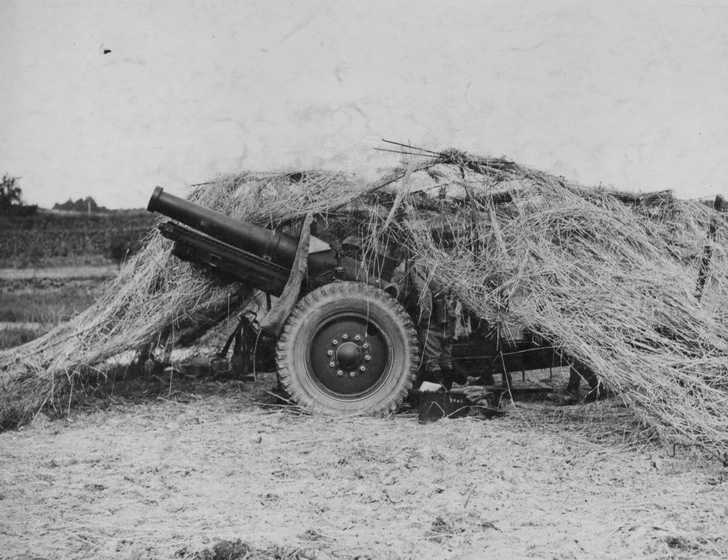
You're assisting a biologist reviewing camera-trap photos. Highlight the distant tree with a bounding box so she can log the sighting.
[0,174,23,210]
[0,174,37,215]
[82,196,100,213]
[53,199,73,211]
[53,196,106,213]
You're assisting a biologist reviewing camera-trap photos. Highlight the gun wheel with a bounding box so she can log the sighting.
[276,282,419,416]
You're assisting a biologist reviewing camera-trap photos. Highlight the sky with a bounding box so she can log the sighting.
[1,0,727,209]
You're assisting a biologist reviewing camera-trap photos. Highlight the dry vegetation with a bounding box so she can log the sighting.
[2,148,728,467]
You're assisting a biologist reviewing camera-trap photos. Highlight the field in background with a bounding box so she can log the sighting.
[0,210,155,269]
[0,276,110,350]
[0,209,154,350]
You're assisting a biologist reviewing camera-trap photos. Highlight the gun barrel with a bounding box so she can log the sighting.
[147,187,300,268]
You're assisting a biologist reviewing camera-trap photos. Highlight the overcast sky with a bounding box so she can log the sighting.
[1,0,727,209]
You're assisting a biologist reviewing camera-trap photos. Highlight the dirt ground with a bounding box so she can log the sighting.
[1,372,727,560]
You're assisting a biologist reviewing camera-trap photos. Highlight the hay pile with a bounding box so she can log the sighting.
[2,148,728,462]
[400,153,728,464]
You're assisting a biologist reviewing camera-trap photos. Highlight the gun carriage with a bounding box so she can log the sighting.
[147,187,560,415]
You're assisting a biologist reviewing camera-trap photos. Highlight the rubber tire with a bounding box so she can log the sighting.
[276,282,419,415]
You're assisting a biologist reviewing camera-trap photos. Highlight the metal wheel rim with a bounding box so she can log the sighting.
[306,309,394,401]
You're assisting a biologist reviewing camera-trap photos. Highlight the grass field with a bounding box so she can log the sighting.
[0,207,151,349]
[0,275,108,350]
[0,210,154,269]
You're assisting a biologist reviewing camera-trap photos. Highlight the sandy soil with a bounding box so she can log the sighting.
[1,373,727,560]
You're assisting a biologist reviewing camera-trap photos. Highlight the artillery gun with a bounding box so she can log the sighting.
[147,187,562,415]
[147,187,419,415]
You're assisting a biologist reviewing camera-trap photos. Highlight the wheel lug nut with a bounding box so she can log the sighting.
[354,335,361,341]
[329,361,335,368]
[327,350,333,356]
[337,370,344,377]
[332,339,338,346]
[359,366,366,372]
[363,342,369,349]
[342,334,349,340]
[349,371,356,378]
[364,355,371,361]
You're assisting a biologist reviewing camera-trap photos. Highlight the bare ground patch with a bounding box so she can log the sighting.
[1,373,727,560]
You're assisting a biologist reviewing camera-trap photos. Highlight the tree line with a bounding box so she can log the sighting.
[1,174,110,215]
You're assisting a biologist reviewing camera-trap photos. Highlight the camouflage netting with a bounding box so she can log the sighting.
[2,148,728,463]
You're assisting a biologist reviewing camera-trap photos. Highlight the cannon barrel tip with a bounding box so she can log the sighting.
[147,186,164,213]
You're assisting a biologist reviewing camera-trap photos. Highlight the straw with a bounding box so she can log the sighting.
[1,152,727,464]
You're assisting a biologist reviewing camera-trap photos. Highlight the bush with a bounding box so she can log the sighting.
[107,232,144,269]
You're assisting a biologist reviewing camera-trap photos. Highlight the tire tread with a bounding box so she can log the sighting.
[276,282,418,416]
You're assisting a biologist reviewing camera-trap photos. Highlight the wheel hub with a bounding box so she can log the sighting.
[336,341,362,370]
[308,313,390,397]
[327,334,373,377]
